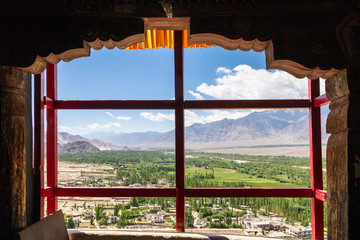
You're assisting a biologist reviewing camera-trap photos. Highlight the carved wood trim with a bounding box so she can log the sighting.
[20,34,145,74]
[189,33,271,52]
[21,30,341,80]
[190,33,341,80]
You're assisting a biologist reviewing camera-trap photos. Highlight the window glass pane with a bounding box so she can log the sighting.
[184,47,308,100]
[58,48,174,100]
[58,197,176,229]
[185,109,311,188]
[58,110,175,188]
[185,197,312,238]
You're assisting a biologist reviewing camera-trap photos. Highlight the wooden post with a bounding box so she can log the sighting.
[326,69,360,239]
[174,30,185,232]
[0,66,29,239]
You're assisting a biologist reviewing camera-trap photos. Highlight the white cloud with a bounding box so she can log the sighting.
[185,110,253,127]
[106,112,131,120]
[216,67,232,75]
[59,125,71,131]
[76,122,122,131]
[188,90,204,100]
[196,65,308,100]
[140,112,175,122]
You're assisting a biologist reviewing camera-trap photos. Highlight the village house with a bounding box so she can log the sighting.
[289,227,312,238]
[212,205,223,212]
[250,221,271,229]
[81,209,93,219]
[194,217,206,226]
[270,222,286,231]
[108,216,119,224]
[73,217,81,226]
[243,213,255,221]
[147,214,164,223]
[240,205,251,210]
[149,205,161,210]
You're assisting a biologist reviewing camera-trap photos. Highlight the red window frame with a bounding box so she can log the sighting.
[34,30,329,239]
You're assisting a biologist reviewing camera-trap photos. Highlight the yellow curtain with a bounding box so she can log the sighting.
[126,30,214,50]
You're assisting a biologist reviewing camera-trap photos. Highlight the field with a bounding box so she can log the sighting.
[186,167,300,188]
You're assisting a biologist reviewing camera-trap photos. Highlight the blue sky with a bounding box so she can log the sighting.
[57,47,323,135]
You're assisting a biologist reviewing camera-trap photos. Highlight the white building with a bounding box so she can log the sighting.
[149,205,161,210]
[194,218,203,225]
[81,209,93,219]
[129,183,142,187]
[73,217,81,226]
[147,214,164,223]
[212,205,223,212]
[108,216,119,224]
[240,205,251,210]
[243,213,255,220]
[251,221,271,229]
[289,227,312,238]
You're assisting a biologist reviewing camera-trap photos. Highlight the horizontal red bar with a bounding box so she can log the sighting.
[55,100,176,110]
[54,187,176,197]
[314,94,330,107]
[41,187,54,197]
[53,187,314,198]
[44,96,54,109]
[185,100,310,109]
[315,189,327,202]
[185,188,313,198]
[54,99,311,110]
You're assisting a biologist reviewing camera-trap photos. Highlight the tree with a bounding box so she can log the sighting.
[66,217,75,229]
[90,215,94,226]
[95,204,103,221]
[114,204,122,216]
[130,197,139,207]
[117,218,127,228]
[185,209,194,228]
[83,201,86,209]
[98,218,108,226]
[226,217,232,226]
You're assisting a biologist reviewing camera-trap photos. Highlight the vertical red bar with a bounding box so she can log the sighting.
[34,73,45,219]
[309,78,324,239]
[46,64,58,214]
[174,30,185,232]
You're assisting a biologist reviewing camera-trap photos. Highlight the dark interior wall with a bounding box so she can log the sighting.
[0,1,358,71]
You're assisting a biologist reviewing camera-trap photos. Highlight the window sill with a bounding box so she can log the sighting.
[68,229,279,240]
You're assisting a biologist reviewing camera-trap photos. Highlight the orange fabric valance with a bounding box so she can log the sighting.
[126,30,214,50]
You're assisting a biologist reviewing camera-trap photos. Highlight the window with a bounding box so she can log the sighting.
[34,30,328,238]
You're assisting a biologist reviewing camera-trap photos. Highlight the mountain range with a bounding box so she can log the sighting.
[75,109,329,149]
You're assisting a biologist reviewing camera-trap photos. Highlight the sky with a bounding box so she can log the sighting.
[56,46,325,135]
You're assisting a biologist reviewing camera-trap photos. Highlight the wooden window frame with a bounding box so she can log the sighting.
[34,30,328,238]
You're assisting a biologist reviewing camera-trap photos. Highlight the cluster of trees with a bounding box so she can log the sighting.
[59,150,324,227]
